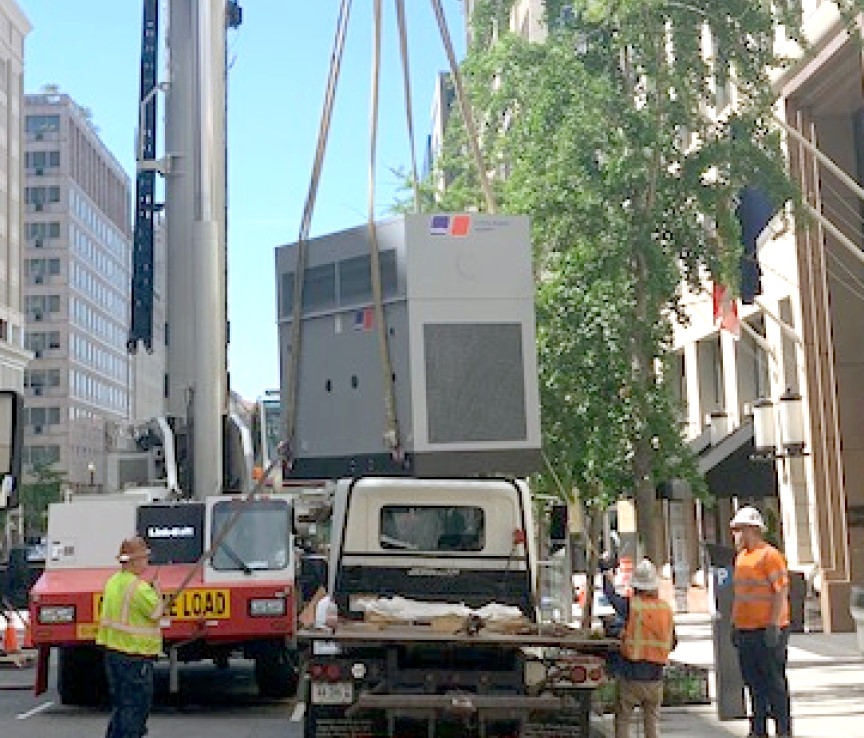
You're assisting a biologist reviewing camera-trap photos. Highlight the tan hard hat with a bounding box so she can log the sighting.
[117,536,151,563]
[631,559,659,591]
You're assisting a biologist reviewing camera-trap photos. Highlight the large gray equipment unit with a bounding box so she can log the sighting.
[276,213,541,479]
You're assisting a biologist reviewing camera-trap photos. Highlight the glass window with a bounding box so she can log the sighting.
[25,114,60,134]
[379,505,485,552]
[211,499,291,571]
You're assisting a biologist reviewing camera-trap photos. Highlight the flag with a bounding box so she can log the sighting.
[712,282,740,339]
[353,307,374,331]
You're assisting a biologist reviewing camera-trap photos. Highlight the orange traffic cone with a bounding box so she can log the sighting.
[3,616,20,654]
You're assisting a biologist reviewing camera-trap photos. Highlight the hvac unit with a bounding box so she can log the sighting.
[34,238,44,248]
[35,203,43,211]
[276,214,541,479]
[33,425,43,435]
[33,386,43,396]
[34,275,44,284]
[35,167,44,176]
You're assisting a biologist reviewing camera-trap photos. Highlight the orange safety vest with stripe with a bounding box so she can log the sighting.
[96,571,163,657]
[620,595,674,665]
[732,543,789,630]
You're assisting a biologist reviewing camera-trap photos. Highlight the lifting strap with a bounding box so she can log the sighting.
[395,0,421,212]
[368,0,402,458]
[429,0,497,214]
[284,0,353,462]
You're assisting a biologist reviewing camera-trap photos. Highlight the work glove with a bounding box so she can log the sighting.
[764,624,782,648]
[730,627,740,648]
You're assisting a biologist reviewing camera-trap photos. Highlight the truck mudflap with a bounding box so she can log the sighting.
[306,689,593,737]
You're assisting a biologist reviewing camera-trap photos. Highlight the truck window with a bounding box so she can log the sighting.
[379,505,484,552]
[212,499,291,571]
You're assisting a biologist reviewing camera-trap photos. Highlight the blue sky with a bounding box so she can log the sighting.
[19,0,466,402]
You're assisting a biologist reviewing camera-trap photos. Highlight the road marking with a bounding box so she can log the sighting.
[17,701,54,720]
[291,702,305,721]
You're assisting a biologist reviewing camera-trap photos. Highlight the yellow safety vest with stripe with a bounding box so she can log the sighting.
[96,571,163,657]
[620,595,674,665]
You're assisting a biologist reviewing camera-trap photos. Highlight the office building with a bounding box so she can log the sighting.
[22,92,134,486]
[0,1,31,392]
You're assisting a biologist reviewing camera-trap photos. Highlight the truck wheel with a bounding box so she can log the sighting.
[254,643,299,698]
[57,646,108,706]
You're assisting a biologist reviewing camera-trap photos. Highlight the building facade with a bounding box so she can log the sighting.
[22,92,134,486]
[0,1,31,392]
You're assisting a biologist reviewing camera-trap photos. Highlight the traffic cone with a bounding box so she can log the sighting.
[3,616,20,654]
[22,617,33,649]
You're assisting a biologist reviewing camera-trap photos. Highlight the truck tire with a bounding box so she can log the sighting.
[254,643,299,698]
[57,645,108,706]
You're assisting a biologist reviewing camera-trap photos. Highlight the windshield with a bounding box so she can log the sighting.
[211,499,291,571]
[379,505,485,552]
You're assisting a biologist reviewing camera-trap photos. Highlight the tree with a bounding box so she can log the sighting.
[19,464,64,539]
[418,0,864,562]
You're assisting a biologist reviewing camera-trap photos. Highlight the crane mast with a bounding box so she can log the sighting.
[131,1,240,498]
[164,0,229,499]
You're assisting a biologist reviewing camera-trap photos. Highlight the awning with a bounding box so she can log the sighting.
[692,420,778,499]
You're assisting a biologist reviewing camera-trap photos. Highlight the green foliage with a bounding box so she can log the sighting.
[418,0,864,554]
[19,463,64,538]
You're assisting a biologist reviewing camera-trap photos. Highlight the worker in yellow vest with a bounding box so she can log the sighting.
[97,536,164,738]
[602,557,675,738]
[730,506,792,738]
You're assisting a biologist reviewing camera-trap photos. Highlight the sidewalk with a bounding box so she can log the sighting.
[593,613,864,738]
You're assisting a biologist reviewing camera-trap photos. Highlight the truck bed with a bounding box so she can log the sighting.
[298,622,618,652]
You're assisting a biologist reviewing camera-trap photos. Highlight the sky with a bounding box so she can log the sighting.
[19,0,467,402]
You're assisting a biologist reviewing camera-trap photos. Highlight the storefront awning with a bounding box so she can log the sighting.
[692,420,779,499]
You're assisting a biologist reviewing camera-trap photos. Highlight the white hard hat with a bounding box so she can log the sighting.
[631,559,659,592]
[730,506,766,530]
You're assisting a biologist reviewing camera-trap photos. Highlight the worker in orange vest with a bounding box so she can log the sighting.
[730,506,792,738]
[602,557,675,738]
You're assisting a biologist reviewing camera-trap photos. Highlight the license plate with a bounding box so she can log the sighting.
[311,682,353,705]
[94,589,232,621]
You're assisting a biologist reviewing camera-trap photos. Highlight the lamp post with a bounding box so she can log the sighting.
[751,388,807,461]
[87,461,95,488]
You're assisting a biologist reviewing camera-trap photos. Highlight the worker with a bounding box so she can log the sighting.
[97,536,164,738]
[602,557,675,738]
[729,506,792,738]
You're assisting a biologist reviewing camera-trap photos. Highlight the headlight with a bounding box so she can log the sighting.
[249,598,286,617]
[39,605,76,624]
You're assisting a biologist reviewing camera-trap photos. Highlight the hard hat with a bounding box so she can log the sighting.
[730,506,766,530]
[117,536,151,563]
[631,559,659,592]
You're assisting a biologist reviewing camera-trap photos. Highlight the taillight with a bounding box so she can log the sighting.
[310,663,325,680]
[325,663,342,682]
[570,664,587,683]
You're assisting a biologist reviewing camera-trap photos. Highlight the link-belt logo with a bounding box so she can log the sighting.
[430,214,470,236]
[147,525,196,539]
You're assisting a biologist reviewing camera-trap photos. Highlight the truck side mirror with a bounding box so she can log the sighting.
[0,390,24,509]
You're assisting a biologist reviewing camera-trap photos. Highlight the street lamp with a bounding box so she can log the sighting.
[87,461,95,487]
[751,388,807,461]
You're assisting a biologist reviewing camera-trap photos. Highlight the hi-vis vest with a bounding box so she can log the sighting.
[96,571,162,657]
[620,595,674,665]
[732,543,790,630]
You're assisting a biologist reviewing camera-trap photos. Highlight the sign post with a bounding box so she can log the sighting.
[705,543,746,720]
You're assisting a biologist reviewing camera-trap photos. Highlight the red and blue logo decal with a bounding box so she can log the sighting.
[430,214,470,236]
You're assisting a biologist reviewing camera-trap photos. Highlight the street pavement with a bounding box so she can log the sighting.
[593,611,864,738]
